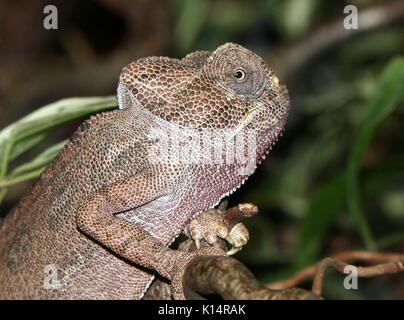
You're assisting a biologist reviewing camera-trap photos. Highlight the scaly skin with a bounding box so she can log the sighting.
[0,43,289,299]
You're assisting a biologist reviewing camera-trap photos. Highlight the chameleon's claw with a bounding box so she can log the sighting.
[226,246,242,256]
[194,238,201,250]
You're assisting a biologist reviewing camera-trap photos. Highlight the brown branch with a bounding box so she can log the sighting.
[311,254,404,296]
[182,254,319,300]
[144,243,320,300]
[144,204,319,300]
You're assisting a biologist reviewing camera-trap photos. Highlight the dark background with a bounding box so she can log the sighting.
[1,0,404,299]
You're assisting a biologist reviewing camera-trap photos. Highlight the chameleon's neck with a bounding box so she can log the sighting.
[126,108,275,245]
[142,108,264,169]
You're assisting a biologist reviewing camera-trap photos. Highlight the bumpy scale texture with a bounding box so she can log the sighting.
[0,43,289,299]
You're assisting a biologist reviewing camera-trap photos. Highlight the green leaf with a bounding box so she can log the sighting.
[0,167,47,189]
[0,96,117,202]
[1,96,117,144]
[295,172,346,268]
[9,140,67,178]
[347,57,404,250]
[9,132,49,161]
[291,159,404,275]
[0,140,12,179]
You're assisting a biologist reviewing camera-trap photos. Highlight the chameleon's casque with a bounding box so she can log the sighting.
[0,43,289,299]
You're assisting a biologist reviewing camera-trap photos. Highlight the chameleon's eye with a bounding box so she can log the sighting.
[234,69,246,81]
[213,45,267,97]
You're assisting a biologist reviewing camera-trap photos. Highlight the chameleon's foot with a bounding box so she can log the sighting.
[184,207,249,256]
[225,222,249,255]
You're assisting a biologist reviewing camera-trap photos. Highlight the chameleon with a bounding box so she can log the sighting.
[0,43,289,299]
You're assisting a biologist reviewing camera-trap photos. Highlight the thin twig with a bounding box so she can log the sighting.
[267,251,404,296]
[311,254,404,296]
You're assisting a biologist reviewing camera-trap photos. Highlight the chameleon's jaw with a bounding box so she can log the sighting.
[225,84,289,162]
[227,104,267,141]
[228,93,286,140]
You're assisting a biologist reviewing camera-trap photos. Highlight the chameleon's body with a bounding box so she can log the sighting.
[0,43,289,299]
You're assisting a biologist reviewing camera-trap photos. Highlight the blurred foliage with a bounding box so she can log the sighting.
[1,0,404,299]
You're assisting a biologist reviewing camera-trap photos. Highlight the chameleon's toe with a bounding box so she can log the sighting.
[185,208,250,255]
[225,223,249,256]
[185,209,229,249]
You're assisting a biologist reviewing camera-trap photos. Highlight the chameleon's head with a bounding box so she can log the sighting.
[118,43,289,160]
